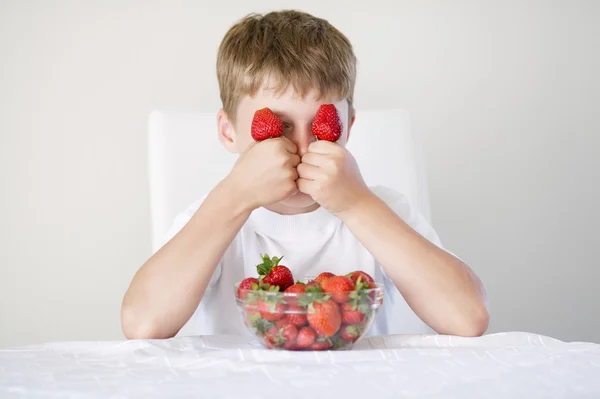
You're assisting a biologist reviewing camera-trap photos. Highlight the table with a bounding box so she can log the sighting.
[1,332,599,398]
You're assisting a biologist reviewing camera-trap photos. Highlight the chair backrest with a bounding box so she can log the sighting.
[147,108,431,252]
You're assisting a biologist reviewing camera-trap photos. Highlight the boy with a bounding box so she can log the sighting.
[121,10,488,340]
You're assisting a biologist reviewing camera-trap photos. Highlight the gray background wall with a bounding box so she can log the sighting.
[1,0,599,348]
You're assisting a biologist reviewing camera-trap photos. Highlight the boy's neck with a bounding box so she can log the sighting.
[263,202,321,216]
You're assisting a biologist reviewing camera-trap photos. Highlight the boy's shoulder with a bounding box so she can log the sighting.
[370,185,410,207]
[369,185,417,219]
[158,197,205,251]
[370,185,443,248]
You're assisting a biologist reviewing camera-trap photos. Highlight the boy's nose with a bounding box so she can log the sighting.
[292,126,316,157]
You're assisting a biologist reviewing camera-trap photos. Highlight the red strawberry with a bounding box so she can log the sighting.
[285,283,306,294]
[284,283,306,305]
[263,339,275,349]
[263,265,294,291]
[305,280,322,290]
[307,299,342,337]
[263,326,281,347]
[340,324,361,343]
[311,104,342,142]
[257,300,285,321]
[321,276,355,303]
[244,309,261,326]
[310,339,331,351]
[296,327,316,349]
[347,271,374,285]
[257,254,294,291]
[315,272,336,284]
[274,318,288,329]
[251,108,283,141]
[331,334,351,349]
[365,281,382,303]
[286,305,308,327]
[341,302,365,324]
[287,314,308,327]
[281,324,298,344]
[283,341,298,350]
[237,277,260,300]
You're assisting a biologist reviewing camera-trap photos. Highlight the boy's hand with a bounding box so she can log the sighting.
[226,137,300,212]
[297,141,371,215]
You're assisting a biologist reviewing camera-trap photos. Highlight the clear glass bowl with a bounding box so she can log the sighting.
[235,279,384,351]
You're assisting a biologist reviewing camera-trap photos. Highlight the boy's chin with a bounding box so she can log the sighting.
[278,192,319,211]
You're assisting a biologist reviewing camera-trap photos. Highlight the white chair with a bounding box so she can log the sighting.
[147,108,432,253]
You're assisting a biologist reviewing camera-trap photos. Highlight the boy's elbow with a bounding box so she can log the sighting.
[459,303,490,337]
[121,303,170,340]
[438,301,489,337]
[455,277,490,337]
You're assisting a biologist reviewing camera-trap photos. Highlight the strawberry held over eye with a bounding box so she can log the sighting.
[256,254,294,291]
[251,107,284,141]
[311,104,342,142]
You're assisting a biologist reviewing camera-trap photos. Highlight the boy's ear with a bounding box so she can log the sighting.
[347,109,356,142]
[217,109,238,153]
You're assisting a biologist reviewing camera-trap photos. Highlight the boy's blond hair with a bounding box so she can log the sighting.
[217,10,357,122]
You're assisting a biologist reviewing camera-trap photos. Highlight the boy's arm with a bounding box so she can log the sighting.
[339,194,489,336]
[121,179,250,339]
[297,141,489,337]
[121,137,299,339]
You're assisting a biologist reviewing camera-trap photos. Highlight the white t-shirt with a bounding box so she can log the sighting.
[162,185,442,338]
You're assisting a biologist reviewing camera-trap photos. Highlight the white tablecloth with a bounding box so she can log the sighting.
[1,332,599,398]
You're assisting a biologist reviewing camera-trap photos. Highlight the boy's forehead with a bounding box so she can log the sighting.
[260,82,334,102]
[260,75,343,102]
[243,82,347,116]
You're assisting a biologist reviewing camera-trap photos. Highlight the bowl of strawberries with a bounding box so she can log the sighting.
[235,254,384,351]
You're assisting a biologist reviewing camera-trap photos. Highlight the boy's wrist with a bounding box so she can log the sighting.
[336,189,378,224]
[218,175,257,216]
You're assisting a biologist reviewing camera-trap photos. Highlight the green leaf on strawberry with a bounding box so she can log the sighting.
[296,285,330,307]
[256,253,294,291]
[256,254,283,275]
[331,334,349,349]
[253,318,275,334]
[305,285,323,294]
[358,302,371,315]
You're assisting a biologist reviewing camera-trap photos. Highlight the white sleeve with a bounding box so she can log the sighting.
[370,185,449,335]
[158,198,223,292]
[371,185,488,334]
[374,186,469,264]
[370,185,444,249]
